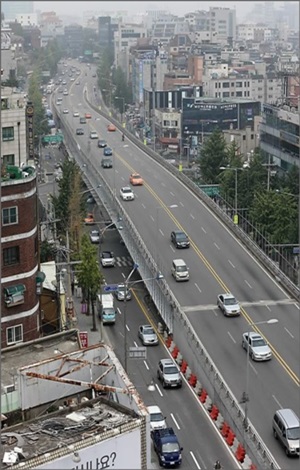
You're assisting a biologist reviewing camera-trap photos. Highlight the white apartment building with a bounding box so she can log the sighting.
[209,6,236,41]
[114,23,147,81]
[16,12,38,26]
[1,87,27,167]
[237,24,278,42]
[203,74,282,105]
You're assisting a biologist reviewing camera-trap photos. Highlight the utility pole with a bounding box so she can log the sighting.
[151,60,156,153]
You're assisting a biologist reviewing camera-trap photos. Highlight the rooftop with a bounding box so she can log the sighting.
[0,397,140,468]
[1,165,36,184]
[1,330,81,389]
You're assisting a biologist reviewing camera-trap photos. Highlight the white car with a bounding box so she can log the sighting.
[90,131,98,139]
[120,186,134,201]
[89,230,100,244]
[63,90,68,95]
[63,109,69,114]
[73,111,79,117]
[100,251,115,268]
[217,293,240,316]
[242,332,272,361]
[147,405,167,431]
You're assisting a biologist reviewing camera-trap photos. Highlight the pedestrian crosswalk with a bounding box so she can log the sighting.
[115,256,133,267]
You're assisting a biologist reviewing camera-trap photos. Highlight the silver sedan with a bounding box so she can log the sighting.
[242,332,272,361]
[138,325,158,346]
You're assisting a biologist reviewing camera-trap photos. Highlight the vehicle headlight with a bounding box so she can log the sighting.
[161,456,165,461]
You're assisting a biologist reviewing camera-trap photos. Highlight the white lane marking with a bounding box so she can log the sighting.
[141,203,146,209]
[190,213,195,219]
[244,280,252,289]
[134,341,138,347]
[121,272,126,279]
[228,331,236,344]
[179,201,184,207]
[159,229,164,237]
[273,395,283,409]
[284,327,294,339]
[266,304,271,311]
[249,362,258,375]
[214,242,220,250]
[228,259,235,268]
[201,227,207,233]
[170,245,176,252]
[170,413,180,430]
[195,283,202,293]
[155,383,163,397]
[161,182,166,187]
[295,303,300,310]
[126,324,130,332]
[150,215,154,222]
[117,308,122,315]
[143,360,149,370]
[190,451,201,469]
[170,191,175,196]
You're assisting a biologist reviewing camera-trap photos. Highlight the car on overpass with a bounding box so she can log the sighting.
[242,332,272,361]
[120,187,134,201]
[138,325,158,346]
[170,230,190,249]
[130,173,144,186]
[217,293,240,316]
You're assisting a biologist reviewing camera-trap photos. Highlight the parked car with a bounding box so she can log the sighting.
[217,293,240,316]
[242,332,272,361]
[170,230,190,249]
[138,325,158,346]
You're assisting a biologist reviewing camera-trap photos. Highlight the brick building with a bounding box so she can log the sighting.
[1,166,40,347]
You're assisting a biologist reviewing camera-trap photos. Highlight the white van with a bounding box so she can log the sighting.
[171,259,189,282]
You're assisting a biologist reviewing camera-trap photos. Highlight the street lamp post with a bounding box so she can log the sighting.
[122,264,164,373]
[115,96,125,124]
[220,166,244,225]
[243,318,278,430]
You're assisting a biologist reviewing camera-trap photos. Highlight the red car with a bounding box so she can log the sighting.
[107,123,116,132]
[85,112,92,119]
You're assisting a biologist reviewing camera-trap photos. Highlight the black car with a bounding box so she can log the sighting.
[101,157,113,168]
[170,230,190,248]
[76,128,84,135]
[98,139,107,148]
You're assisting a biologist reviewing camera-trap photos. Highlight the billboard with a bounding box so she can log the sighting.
[37,427,142,470]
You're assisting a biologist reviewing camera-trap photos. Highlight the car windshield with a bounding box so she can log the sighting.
[123,188,132,193]
[133,175,141,179]
[144,327,155,335]
[176,233,187,240]
[224,297,237,305]
[91,231,99,237]
[252,338,266,347]
[162,443,180,453]
[177,266,186,272]
[286,427,300,439]
[102,252,112,259]
[165,366,178,375]
[151,412,164,422]
[103,308,115,315]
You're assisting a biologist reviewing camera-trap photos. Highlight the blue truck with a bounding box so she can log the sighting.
[152,427,183,467]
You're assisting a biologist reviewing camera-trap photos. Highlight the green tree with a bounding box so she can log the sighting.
[77,234,103,331]
[282,163,299,196]
[249,190,297,244]
[199,129,227,184]
[51,160,84,237]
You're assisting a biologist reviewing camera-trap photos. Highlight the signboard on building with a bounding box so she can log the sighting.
[37,427,143,470]
[79,331,88,348]
[1,30,11,50]
[26,102,34,162]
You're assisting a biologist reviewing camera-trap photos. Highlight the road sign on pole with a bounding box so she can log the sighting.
[103,284,119,293]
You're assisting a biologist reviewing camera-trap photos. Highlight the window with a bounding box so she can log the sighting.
[236,91,243,97]
[3,246,20,266]
[7,325,23,345]
[223,92,230,97]
[236,82,242,88]
[243,135,246,140]
[222,82,230,88]
[215,83,218,88]
[2,126,14,141]
[251,134,254,139]
[2,154,15,165]
[2,207,18,225]
[231,82,235,87]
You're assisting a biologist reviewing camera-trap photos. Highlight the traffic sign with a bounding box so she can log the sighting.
[42,134,64,144]
[103,284,119,293]
[128,347,147,359]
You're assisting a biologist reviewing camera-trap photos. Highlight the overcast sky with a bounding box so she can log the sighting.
[33,1,281,20]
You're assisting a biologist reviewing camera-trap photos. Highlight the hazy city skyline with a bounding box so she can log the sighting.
[33,1,285,21]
